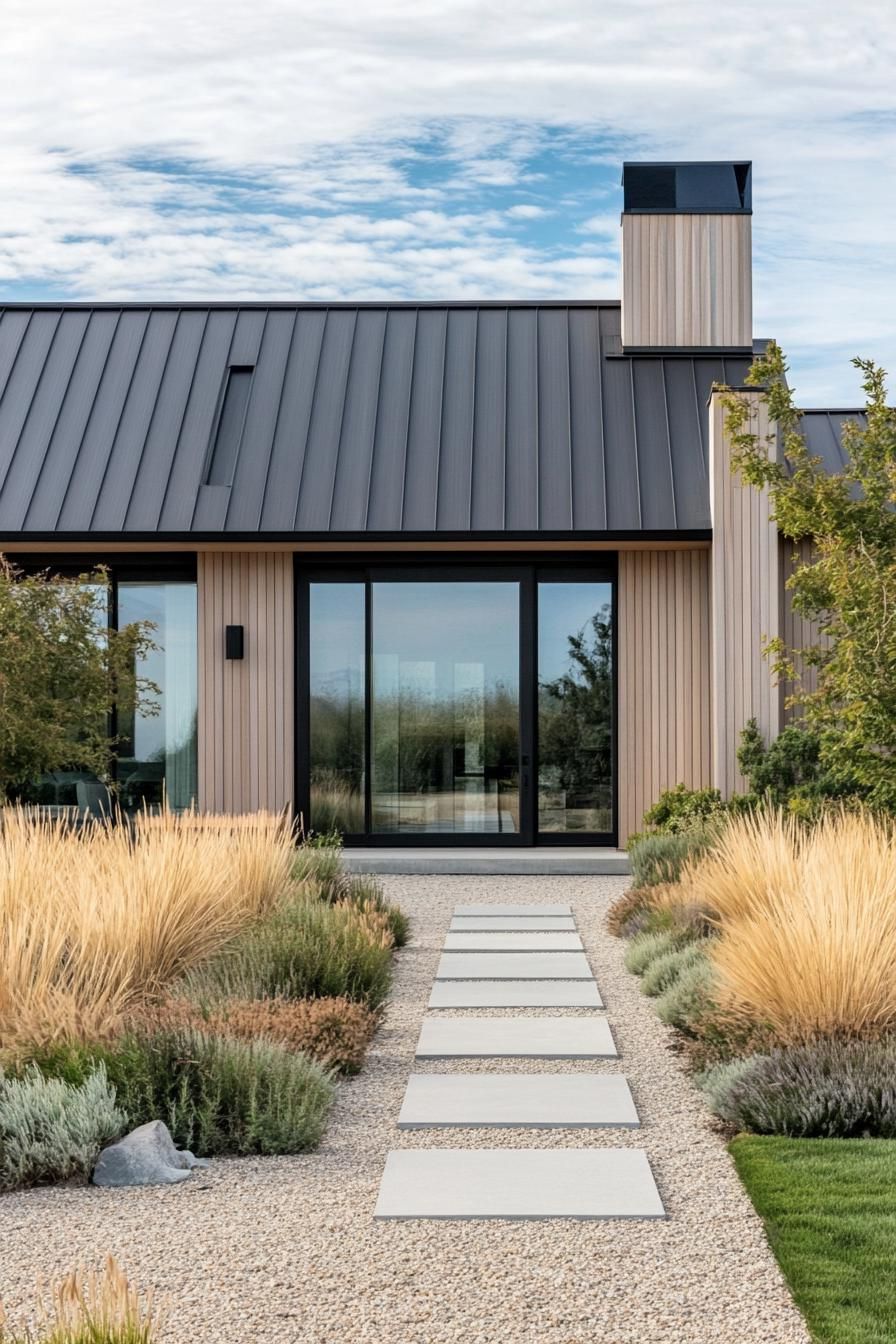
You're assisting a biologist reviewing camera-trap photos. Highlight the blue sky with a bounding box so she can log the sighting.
[2,1,895,403]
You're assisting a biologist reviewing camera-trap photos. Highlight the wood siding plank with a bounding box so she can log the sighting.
[197,551,294,813]
[621,214,752,349]
[617,549,712,845]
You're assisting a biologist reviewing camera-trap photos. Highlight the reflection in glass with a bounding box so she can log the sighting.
[117,581,198,811]
[309,584,366,834]
[538,582,613,834]
[371,582,519,834]
[13,581,112,814]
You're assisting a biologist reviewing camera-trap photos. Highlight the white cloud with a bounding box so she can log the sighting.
[506,204,548,219]
[1,1,895,399]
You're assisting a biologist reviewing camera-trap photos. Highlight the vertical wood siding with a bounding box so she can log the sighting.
[709,393,782,795]
[197,551,294,813]
[621,213,752,348]
[781,536,826,717]
[617,549,713,845]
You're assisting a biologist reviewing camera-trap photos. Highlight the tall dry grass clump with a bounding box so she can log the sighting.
[0,808,296,1052]
[685,808,896,1043]
[0,1255,161,1343]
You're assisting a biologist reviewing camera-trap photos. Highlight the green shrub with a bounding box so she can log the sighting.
[629,832,712,889]
[654,957,715,1032]
[624,928,690,977]
[641,783,726,835]
[127,1029,331,1156]
[682,1007,777,1072]
[640,941,709,998]
[17,1030,334,1157]
[190,896,394,1009]
[696,1057,763,1121]
[0,1064,124,1191]
[697,1037,896,1137]
[293,847,409,948]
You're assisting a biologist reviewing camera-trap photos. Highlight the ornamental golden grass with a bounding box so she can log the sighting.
[0,1255,161,1343]
[681,808,896,1043]
[0,807,296,1051]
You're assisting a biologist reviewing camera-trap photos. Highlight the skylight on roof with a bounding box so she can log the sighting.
[206,365,254,486]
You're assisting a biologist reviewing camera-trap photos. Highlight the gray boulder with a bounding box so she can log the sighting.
[92,1120,210,1187]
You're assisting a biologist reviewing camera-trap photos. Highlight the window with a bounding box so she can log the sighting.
[301,563,615,845]
[117,580,198,811]
[10,560,198,815]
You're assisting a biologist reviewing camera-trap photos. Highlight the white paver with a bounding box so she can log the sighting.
[374,1148,665,1220]
[443,931,583,952]
[415,1016,617,1059]
[435,951,593,980]
[453,903,572,917]
[428,980,604,1008]
[397,1073,640,1128]
[449,916,577,931]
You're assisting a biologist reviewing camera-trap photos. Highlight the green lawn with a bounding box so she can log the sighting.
[730,1136,896,1344]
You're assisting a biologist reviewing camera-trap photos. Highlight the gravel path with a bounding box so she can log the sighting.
[0,877,809,1344]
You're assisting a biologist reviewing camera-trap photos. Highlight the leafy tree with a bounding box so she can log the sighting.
[0,558,157,802]
[721,344,896,810]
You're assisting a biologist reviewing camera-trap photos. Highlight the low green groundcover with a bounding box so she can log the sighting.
[731,1135,896,1344]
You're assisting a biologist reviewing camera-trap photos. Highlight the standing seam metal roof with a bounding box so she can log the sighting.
[0,301,758,537]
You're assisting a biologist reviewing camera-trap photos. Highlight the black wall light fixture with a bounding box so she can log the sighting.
[225,625,245,660]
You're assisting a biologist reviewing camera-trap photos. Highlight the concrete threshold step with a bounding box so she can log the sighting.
[342,849,630,876]
[374,1149,665,1220]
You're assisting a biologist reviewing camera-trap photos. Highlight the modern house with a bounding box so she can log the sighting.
[0,160,853,849]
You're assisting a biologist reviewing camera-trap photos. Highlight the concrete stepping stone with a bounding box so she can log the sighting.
[454,903,571,917]
[397,1073,639,1128]
[429,981,604,1008]
[450,916,576,931]
[374,1148,665,1220]
[435,951,593,980]
[443,932,584,952]
[415,1016,617,1059]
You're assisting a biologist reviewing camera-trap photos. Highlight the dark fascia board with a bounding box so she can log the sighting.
[0,528,713,546]
[622,209,753,216]
[0,299,623,312]
[801,407,865,416]
[611,346,755,359]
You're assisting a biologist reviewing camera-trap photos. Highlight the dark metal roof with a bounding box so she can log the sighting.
[0,302,756,540]
[800,409,865,475]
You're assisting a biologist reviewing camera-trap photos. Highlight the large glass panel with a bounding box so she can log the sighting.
[538,581,613,834]
[309,583,366,834]
[12,579,111,815]
[371,582,519,834]
[117,581,198,811]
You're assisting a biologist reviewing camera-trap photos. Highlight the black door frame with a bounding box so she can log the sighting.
[294,554,617,848]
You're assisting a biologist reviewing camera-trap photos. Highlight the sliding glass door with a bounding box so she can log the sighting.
[301,563,614,845]
[370,582,520,835]
[537,579,613,835]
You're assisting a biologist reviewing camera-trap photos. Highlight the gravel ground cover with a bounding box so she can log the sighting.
[0,876,809,1344]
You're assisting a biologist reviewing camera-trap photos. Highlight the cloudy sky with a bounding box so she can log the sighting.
[2,1,895,402]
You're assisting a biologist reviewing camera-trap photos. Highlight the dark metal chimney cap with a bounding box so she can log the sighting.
[622,161,752,214]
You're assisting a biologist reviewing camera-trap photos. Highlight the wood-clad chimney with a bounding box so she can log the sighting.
[620,161,753,350]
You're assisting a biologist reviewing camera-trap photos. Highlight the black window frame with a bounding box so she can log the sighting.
[5,552,197,797]
[295,554,617,848]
